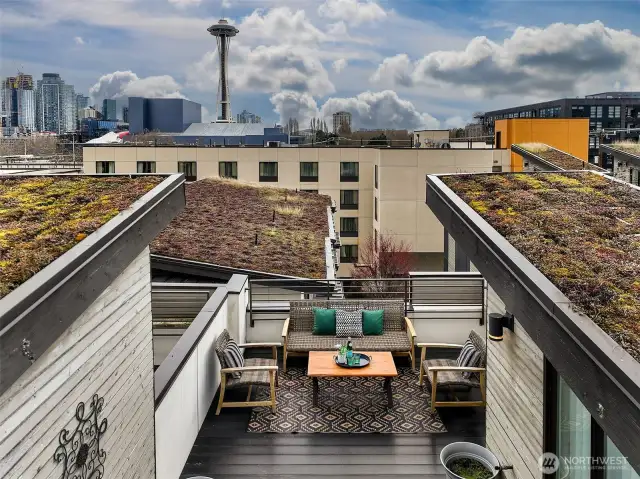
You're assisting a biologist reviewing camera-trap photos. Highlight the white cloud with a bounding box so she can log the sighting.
[270,90,320,127]
[89,71,186,104]
[321,90,439,130]
[332,58,348,73]
[318,0,387,26]
[73,36,85,45]
[271,89,440,130]
[444,116,468,129]
[188,44,335,96]
[168,0,201,8]
[327,21,348,37]
[370,53,413,87]
[241,7,326,45]
[373,21,640,97]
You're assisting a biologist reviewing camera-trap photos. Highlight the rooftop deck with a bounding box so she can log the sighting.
[181,353,485,479]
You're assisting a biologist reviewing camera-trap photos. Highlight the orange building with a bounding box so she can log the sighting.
[494,118,589,171]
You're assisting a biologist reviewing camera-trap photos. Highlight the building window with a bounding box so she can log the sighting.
[590,105,603,118]
[259,162,278,182]
[300,162,319,182]
[340,217,358,237]
[178,162,197,181]
[608,105,621,118]
[572,105,588,118]
[374,197,378,221]
[606,438,640,479]
[556,375,591,479]
[219,161,238,179]
[539,106,561,118]
[96,161,115,174]
[136,161,156,174]
[340,162,359,182]
[544,363,640,479]
[301,189,318,193]
[374,229,378,251]
[340,190,359,210]
[340,245,358,263]
[374,164,378,189]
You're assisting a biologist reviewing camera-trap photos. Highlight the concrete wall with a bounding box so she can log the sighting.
[485,285,544,479]
[127,97,201,134]
[413,129,449,146]
[155,293,229,479]
[495,118,589,170]
[0,249,155,479]
[378,148,510,253]
[613,158,640,185]
[84,146,509,276]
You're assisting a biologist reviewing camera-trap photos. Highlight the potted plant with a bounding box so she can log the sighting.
[440,442,501,479]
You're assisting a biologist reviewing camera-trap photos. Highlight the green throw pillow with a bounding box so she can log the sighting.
[362,310,384,335]
[312,307,336,335]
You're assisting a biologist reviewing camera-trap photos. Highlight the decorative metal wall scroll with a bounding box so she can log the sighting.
[54,394,108,479]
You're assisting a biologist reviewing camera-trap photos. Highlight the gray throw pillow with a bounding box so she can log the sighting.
[335,309,363,338]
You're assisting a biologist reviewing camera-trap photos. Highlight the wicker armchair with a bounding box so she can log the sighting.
[418,330,486,410]
[214,329,280,415]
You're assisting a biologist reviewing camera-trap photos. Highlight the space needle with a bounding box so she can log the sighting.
[207,19,239,123]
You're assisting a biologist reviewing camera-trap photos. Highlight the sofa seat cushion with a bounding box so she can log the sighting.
[287,331,411,352]
[226,358,277,389]
[422,358,479,387]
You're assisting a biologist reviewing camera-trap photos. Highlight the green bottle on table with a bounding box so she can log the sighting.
[346,338,354,365]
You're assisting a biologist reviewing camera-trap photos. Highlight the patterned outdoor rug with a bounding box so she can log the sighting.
[247,367,446,433]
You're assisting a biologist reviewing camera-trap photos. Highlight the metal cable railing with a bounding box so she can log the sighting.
[247,274,485,327]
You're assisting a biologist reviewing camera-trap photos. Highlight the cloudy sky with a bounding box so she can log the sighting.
[3,0,640,129]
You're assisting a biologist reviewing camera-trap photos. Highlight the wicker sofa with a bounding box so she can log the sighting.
[281,300,416,372]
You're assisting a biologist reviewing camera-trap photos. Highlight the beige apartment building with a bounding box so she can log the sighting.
[83,145,510,276]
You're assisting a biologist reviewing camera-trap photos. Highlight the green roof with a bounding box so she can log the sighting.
[0,176,163,299]
[443,172,640,361]
[515,143,604,171]
[152,178,331,278]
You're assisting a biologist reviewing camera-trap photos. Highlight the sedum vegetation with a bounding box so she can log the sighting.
[517,143,604,171]
[443,172,640,361]
[152,178,332,278]
[611,141,640,155]
[0,176,162,300]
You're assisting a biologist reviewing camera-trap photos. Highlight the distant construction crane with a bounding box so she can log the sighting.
[207,19,239,123]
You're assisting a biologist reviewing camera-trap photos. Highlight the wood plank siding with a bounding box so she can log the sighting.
[486,285,544,479]
[0,249,155,479]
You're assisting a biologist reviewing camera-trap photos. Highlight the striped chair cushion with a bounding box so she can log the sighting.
[456,339,481,379]
[222,339,244,379]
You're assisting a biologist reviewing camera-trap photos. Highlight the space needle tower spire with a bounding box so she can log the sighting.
[207,19,239,123]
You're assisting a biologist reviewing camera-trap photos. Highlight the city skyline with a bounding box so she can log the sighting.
[3,1,640,130]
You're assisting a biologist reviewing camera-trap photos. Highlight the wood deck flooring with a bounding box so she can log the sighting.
[181,351,485,478]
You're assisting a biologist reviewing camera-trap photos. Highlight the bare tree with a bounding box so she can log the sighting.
[338,119,351,136]
[351,233,414,297]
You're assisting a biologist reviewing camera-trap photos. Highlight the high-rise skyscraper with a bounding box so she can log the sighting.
[76,94,90,129]
[102,99,116,121]
[122,106,129,123]
[236,109,262,124]
[208,19,239,123]
[332,111,352,134]
[2,73,36,133]
[36,73,76,133]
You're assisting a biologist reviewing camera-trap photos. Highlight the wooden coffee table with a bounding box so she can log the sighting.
[307,351,398,408]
